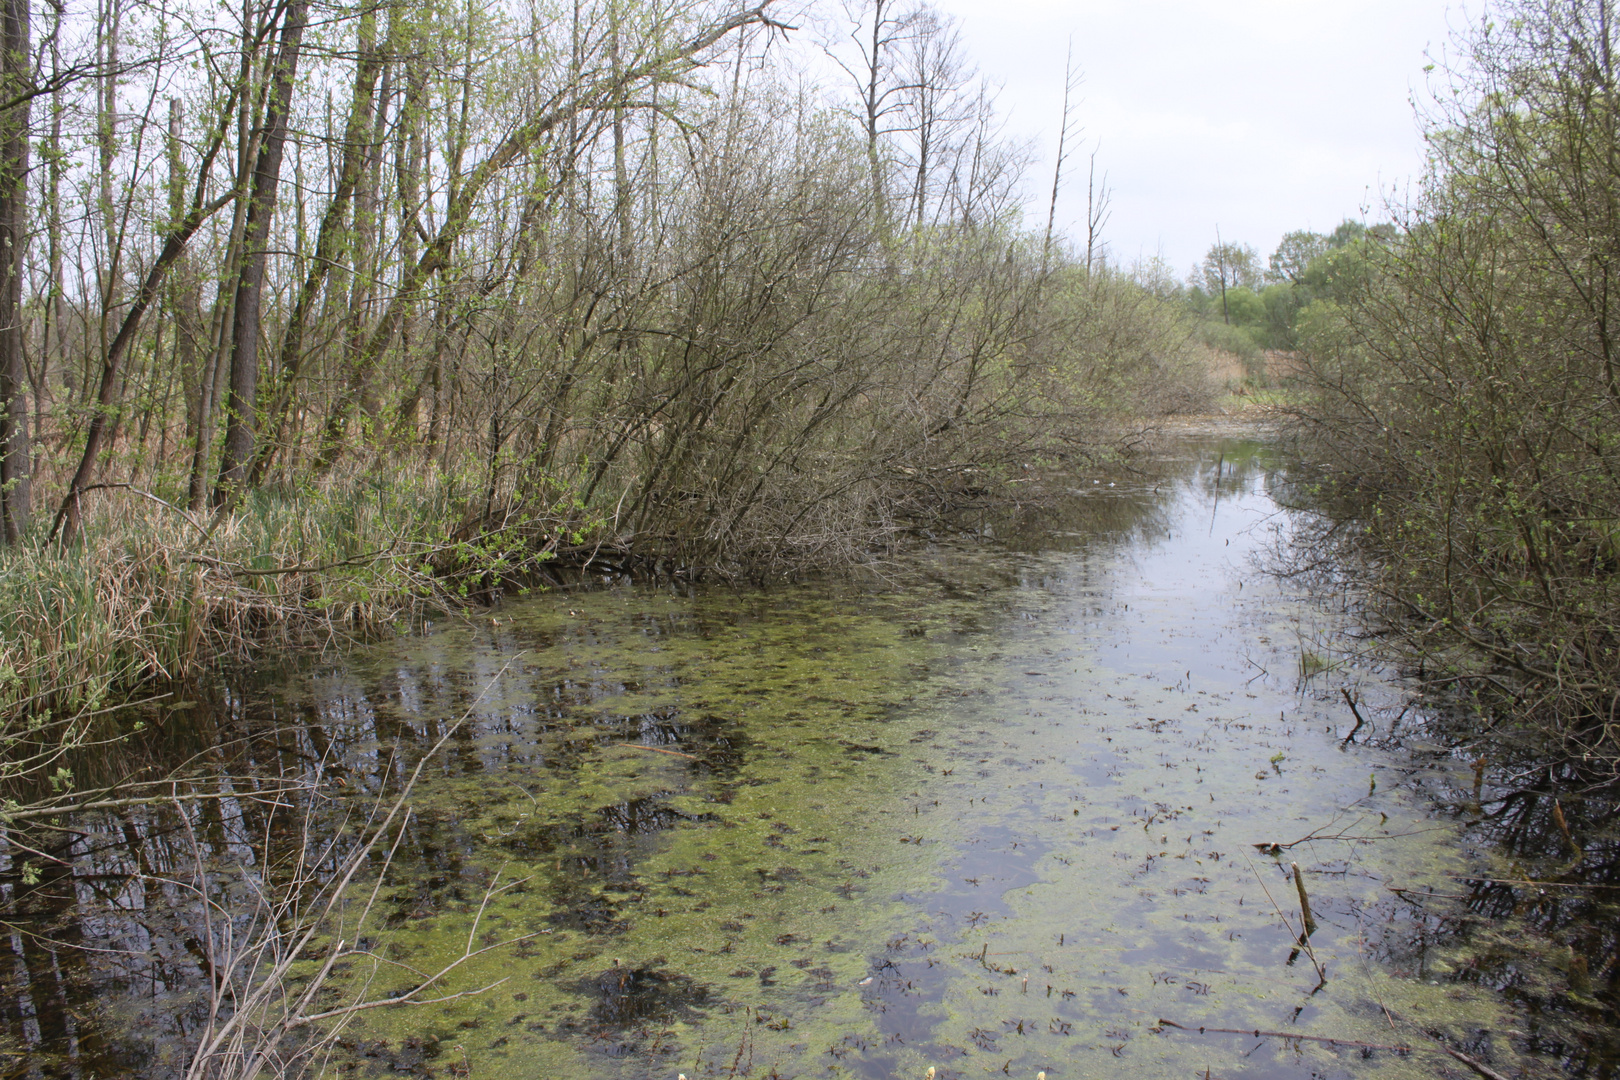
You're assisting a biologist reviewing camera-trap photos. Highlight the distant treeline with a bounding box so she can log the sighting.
[1123,221,1395,371]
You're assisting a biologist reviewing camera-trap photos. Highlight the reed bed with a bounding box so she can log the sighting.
[0,461,588,735]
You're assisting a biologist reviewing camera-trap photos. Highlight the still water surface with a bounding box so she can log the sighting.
[25,431,1530,1078]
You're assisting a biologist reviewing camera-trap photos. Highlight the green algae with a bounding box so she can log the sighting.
[260,438,1526,1080]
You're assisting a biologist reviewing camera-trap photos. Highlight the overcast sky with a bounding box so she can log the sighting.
[918,0,1464,277]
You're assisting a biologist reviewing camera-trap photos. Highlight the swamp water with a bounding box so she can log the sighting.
[8,431,1555,1079]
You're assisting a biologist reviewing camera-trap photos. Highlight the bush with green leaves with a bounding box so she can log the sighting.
[1289,0,1620,773]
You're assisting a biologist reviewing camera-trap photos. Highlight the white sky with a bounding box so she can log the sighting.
[923,0,1464,276]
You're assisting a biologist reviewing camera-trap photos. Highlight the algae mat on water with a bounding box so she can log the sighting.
[288,439,1515,1080]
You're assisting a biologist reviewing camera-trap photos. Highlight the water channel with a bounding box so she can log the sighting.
[7,427,1590,1079]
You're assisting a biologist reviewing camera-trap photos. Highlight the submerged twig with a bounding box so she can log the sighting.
[615,743,698,760]
[1339,687,1366,746]
[1157,1018,1412,1052]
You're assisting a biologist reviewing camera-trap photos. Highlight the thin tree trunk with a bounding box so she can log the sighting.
[213,0,311,506]
[186,292,230,511]
[167,99,206,494]
[31,8,65,471]
[400,44,429,441]
[612,0,631,268]
[96,0,122,370]
[864,0,890,236]
[1043,38,1076,276]
[332,40,390,447]
[0,0,31,543]
[247,6,385,485]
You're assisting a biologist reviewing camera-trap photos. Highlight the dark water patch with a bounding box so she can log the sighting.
[580,960,711,1028]
[503,795,709,861]
[495,794,721,936]
[329,1033,444,1076]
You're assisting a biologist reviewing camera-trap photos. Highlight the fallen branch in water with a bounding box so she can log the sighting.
[1379,1007,1515,1080]
[1157,1018,1413,1052]
[615,743,697,759]
[1252,812,1443,853]
[1435,1042,1513,1080]
[1339,687,1367,745]
[1157,1018,1513,1080]
[1443,874,1620,891]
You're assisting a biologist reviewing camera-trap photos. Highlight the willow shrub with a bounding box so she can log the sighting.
[1289,1,1620,772]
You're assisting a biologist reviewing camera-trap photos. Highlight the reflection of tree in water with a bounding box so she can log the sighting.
[1451,780,1617,1074]
[968,437,1283,556]
[1,849,101,1073]
[1352,722,1620,1076]
[0,743,349,1078]
[0,653,467,1077]
[0,563,740,1070]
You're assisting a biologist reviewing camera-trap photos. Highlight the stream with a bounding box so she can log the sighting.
[5,426,1604,1079]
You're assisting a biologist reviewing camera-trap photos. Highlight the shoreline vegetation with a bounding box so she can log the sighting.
[0,0,1615,1070]
[1280,1,1620,786]
[1,394,1238,751]
[0,0,1234,785]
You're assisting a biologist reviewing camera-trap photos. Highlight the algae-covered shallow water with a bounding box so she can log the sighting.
[8,430,1565,1078]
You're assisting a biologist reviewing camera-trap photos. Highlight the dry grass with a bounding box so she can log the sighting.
[1202,347,1250,390]
[0,462,589,738]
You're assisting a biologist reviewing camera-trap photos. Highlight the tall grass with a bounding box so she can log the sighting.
[0,461,589,736]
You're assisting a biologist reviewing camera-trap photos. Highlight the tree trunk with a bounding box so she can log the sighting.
[863,0,891,236]
[213,0,311,506]
[0,0,30,543]
[96,0,122,374]
[612,0,632,268]
[247,6,385,486]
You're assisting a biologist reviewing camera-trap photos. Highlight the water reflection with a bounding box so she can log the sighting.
[0,430,1610,1079]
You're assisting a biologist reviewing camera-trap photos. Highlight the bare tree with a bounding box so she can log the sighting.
[1043,37,1079,273]
[1084,142,1110,272]
[898,6,973,230]
[825,0,918,235]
